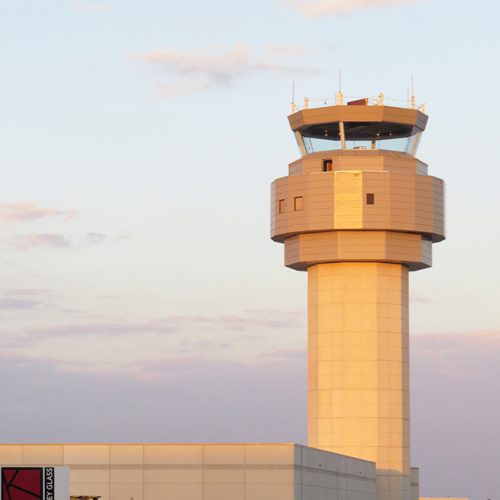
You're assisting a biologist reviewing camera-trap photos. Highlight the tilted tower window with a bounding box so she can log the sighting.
[366,193,375,205]
[298,121,423,155]
[294,197,304,211]
[278,199,285,213]
[322,159,333,172]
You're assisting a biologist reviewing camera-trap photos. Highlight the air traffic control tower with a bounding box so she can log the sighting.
[271,95,445,500]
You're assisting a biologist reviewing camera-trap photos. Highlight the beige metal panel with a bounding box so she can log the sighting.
[70,469,109,483]
[244,444,297,465]
[204,484,245,500]
[288,106,427,131]
[22,445,64,465]
[110,483,143,500]
[110,468,143,483]
[271,174,334,240]
[271,171,445,242]
[334,171,363,228]
[204,469,245,483]
[143,468,202,483]
[64,445,110,465]
[245,483,295,500]
[284,231,432,271]
[110,444,143,464]
[144,444,203,464]
[289,151,427,176]
[363,171,391,228]
[245,468,295,484]
[144,483,202,500]
[0,445,23,463]
[203,444,245,464]
[432,177,446,237]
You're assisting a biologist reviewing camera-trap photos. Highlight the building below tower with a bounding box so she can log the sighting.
[0,443,375,500]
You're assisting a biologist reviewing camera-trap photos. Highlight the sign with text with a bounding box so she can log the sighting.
[0,467,69,500]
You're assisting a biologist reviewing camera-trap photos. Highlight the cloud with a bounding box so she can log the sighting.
[0,309,305,369]
[0,350,306,443]
[12,233,71,250]
[5,231,124,250]
[0,288,85,315]
[283,0,417,16]
[266,44,307,58]
[30,319,178,339]
[81,231,129,246]
[0,202,77,224]
[411,331,500,499]
[134,45,318,96]
[71,3,107,12]
[0,297,40,311]
[7,309,302,343]
[1,288,48,297]
[412,331,500,379]
[86,232,107,245]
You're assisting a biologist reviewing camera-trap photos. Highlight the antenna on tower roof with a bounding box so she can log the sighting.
[410,74,415,109]
[336,71,343,106]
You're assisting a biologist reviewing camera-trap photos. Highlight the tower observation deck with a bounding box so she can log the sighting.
[271,96,445,500]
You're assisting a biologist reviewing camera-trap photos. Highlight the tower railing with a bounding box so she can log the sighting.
[292,93,425,113]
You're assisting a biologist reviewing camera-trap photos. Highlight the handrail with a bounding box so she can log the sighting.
[293,92,425,113]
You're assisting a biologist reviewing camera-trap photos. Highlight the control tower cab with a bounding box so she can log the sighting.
[272,99,444,272]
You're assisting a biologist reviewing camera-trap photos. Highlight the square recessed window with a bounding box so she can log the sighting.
[278,199,285,214]
[294,196,304,211]
[366,193,375,205]
[322,159,333,172]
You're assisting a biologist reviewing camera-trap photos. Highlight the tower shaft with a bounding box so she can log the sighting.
[308,262,410,500]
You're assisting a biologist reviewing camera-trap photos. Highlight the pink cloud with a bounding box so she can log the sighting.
[71,3,108,13]
[266,44,307,58]
[13,233,71,250]
[134,45,318,96]
[0,202,77,223]
[283,0,418,16]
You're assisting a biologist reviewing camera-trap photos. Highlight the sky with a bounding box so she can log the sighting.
[0,0,499,498]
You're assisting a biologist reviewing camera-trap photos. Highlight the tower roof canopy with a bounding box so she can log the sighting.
[289,105,428,134]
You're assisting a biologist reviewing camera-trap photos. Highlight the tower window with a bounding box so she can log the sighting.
[278,199,285,213]
[322,159,333,172]
[294,196,303,211]
[366,193,375,205]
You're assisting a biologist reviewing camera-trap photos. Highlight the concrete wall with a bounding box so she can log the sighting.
[0,443,376,500]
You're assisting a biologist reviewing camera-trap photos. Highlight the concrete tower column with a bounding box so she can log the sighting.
[271,101,445,500]
[308,262,410,500]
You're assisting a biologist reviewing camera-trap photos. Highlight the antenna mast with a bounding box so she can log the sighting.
[336,70,343,105]
[410,75,416,109]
